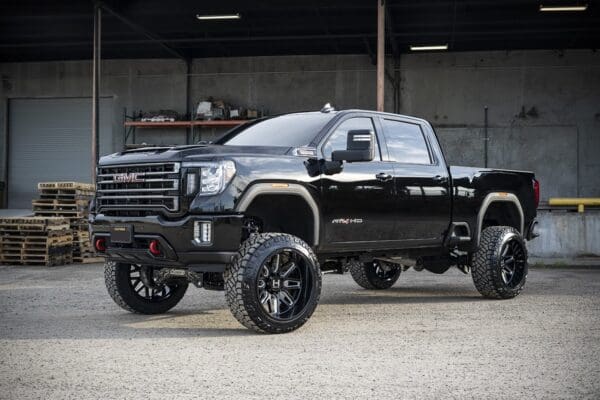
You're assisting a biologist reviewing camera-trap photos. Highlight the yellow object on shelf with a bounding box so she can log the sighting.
[548,198,600,213]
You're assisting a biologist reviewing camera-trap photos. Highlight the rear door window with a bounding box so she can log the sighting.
[381,119,432,164]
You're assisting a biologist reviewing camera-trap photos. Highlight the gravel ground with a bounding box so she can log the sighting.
[0,264,598,399]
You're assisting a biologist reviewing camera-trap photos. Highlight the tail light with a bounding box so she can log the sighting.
[533,178,540,208]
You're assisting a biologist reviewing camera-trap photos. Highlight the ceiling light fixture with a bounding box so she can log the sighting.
[539,4,588,11]
[410,44,448,51]
[196,13,241,20]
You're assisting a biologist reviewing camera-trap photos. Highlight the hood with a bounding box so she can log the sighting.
[99,144,293,166]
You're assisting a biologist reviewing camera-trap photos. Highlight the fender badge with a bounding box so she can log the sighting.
[331,218,363,225]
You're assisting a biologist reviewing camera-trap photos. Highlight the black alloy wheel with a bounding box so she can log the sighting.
[104,262,188,314]
[471,226,528,299]
[256,249,312,320]
[349,260,401,290]
[499,238,527,288]
[225,233,322,333]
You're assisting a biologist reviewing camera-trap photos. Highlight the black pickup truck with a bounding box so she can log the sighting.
[91,107,540,333]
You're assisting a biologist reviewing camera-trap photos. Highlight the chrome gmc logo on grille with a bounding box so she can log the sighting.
[114,172,143,183]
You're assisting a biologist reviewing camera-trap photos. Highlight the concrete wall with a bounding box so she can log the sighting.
[1,50,598,202]
[528,210,600,257]
[402,51,600,200]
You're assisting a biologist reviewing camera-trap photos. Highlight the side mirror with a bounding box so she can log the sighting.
[331,129,374,162]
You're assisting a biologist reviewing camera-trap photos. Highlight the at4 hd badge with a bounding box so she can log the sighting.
[331,218,364,224]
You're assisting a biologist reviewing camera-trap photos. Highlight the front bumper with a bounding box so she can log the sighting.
[90,213,244,272]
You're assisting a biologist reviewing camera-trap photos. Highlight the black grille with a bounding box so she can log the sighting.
[96,162,180,216]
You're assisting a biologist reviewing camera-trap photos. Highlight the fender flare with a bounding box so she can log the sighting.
[475,192,524,246]
[235,183,320,246]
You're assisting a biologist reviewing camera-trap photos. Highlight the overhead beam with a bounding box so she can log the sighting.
[96,1,189,62]
[377,0,385,112]
[4,27,599,49]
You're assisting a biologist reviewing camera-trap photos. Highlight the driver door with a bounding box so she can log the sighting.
[318,115,397,252]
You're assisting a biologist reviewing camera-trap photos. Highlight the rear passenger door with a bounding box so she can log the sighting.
[377,117,451,244]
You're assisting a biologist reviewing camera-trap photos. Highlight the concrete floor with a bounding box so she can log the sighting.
[0,264,598,399]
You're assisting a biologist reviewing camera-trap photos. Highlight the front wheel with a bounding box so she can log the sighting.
[349,260,401,290]
[471,226,528,299]
[225,233,322,334]
[104,262,188,314]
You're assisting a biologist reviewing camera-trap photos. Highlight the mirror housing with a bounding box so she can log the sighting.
[331,129,374,162]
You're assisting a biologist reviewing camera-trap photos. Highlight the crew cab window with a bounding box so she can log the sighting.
[322,117,381,161]
[381,119,432,164]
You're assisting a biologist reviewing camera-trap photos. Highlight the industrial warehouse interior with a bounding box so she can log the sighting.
[0,1,599,399]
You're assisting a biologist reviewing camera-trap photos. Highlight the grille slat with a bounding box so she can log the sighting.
[96,162,181,216]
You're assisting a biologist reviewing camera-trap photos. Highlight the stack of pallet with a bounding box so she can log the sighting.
[32,182,101,263]
[0,217,73,266]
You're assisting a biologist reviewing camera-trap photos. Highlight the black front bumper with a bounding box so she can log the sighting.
[91,213,244,272]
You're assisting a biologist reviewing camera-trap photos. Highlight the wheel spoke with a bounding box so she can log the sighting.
[279,290,295,307]
[283,279,301,290]
[280,262,297,278]
[261,265,269,278]
[259,290,270,304]
[269,294,279,316]
[272,254,281,273]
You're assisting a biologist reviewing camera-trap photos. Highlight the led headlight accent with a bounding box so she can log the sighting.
[182,160,236,196]
[186,172,198,195]
[193,221,212,245]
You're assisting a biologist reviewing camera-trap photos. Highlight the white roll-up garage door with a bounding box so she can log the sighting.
[7,97,113,208]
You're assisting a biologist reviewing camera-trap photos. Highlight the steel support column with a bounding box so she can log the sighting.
[91,4,101,185]
[377,0,385,112]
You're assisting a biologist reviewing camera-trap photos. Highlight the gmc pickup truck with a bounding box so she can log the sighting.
[91,107,540,333]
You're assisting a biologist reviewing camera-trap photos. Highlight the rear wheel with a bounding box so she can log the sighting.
[104,262,188,314]
[349,260,401,290]
[471,226,528,299]
[225,233,322,333]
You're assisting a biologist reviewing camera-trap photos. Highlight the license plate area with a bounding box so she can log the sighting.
[110,225,133,244]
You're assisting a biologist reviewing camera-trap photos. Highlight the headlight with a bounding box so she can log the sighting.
[183,161,236,196]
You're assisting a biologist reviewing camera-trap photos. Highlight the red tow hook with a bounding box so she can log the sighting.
[148,239,161,256]
[94,238,106,252]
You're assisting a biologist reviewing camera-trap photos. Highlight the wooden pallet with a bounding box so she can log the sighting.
[32,203,88,213]
[33,210,88,218]
[0,233,73,246]
[38,191,94,201]
[38,182,95,191]
[33,198,90,206]
[0,216,70,226]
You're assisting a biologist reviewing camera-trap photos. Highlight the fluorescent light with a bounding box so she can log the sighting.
[196,13,241,20]
[410,44,448,51]
[539,4,588,11]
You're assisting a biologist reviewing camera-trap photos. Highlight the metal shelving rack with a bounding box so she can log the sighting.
[123,119,250,148]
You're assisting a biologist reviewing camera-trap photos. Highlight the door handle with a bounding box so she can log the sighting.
[376,172,393,182]
[433,175,448,183]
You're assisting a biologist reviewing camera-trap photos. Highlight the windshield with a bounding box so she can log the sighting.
[216,113,335,147]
